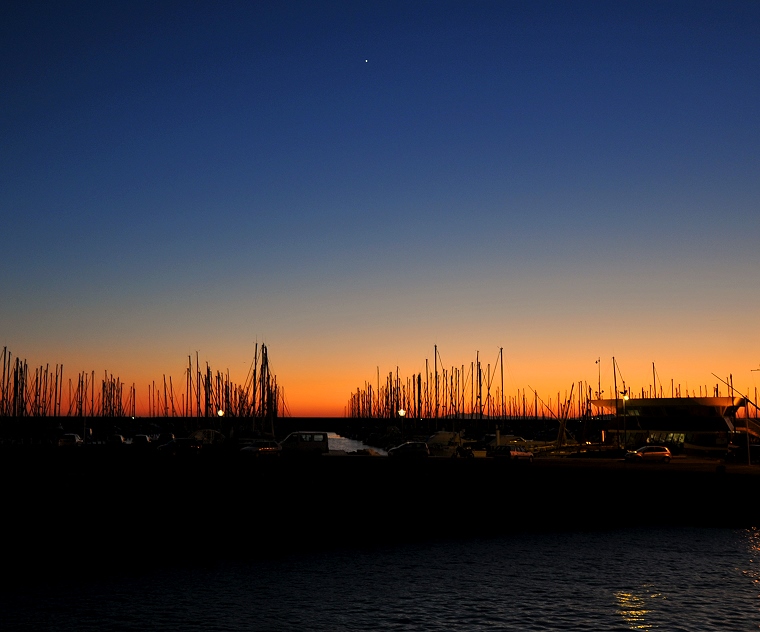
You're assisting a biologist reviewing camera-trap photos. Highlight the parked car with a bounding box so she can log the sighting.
[189,429,226,446]
[280,431,330,456]
[453,445,475,459]
[489,445,533,462]
[426,431,461,457]
[157,437,202,456]
[58,433,83,447]
[106,434,125,446]
[625,446,672,463]
[240,439,282,457]
[131,434,152,448]
[387,441,430,459]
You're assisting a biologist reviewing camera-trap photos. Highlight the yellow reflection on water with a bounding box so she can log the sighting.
[747,526,760,554]
[615,591,652,631]
[743,527,760,592]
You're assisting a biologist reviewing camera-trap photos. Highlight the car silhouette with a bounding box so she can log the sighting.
[488,445,534,462]
[131,434,152,448]
[58,433,83,447]
[624,446,672,463]
[387,441,430,458]
[240,439,282,457]
[156,438,202,455]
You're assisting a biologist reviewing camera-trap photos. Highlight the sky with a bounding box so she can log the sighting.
[2,0,759,416]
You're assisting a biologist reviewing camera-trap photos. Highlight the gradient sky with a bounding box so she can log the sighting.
[2,0,759,416]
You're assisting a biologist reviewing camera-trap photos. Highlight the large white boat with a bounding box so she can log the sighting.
[591,396,751,455]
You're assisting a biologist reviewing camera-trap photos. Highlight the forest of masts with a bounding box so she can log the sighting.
[346,348,759,420]
[0,345,282,419]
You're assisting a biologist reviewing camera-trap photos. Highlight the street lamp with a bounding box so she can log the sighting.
[596,357,601,403]
[621,389,629,449]
[593,390,604,447]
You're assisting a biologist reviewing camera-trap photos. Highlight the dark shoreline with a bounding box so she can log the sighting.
[3,452,759,588]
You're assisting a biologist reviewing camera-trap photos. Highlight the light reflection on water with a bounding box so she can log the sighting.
[615,591,653,631]
[328,432,387,455]
[3,528,759,631]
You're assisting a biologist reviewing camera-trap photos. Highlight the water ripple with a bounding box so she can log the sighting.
[3,527,759,631]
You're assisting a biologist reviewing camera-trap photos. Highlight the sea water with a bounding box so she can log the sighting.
[3,527,759,630]
[328,432,387,455]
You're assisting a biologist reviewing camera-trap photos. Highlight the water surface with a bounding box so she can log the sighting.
[4,527,759,630]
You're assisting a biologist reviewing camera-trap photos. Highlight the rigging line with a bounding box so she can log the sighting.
[711,373,760,412]
[528,385,559,420]
[613,357,626,388]
[653,362,663,395]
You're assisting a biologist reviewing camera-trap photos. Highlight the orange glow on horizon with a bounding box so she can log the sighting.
[3,330,760,418]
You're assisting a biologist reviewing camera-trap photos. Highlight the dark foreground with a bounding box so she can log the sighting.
[3,451,759,587]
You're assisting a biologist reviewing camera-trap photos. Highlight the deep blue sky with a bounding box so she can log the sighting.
[2,1,759,414]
